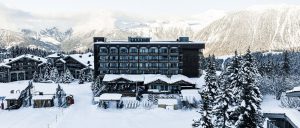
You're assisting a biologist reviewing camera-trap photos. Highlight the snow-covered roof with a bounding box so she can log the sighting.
[99,93,122,101]
[144,74,170,84]
[32,95,54,100]
[4,54,47,65]
[102,74,196,85]
[158,99,178,105]
[170,75,195,84]
[66,53,94,69]
[181,89,201,103]
[5,93,20,100]
[0,63,11,68]
[103,74,144,82]
[286,86,300,97]
[46,53,64,58]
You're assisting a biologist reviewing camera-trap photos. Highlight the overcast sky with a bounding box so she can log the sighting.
[1,0,300,15]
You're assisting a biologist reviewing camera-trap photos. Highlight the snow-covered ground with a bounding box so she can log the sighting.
[1,81,299,128]
[0,81,198,128]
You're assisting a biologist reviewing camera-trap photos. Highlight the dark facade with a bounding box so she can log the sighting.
[0,65,10,82]
[94,37,205,79]
[3,55,46,82]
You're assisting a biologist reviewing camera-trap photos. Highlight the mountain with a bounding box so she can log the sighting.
[196,5,300,56]
[2,6,300,56]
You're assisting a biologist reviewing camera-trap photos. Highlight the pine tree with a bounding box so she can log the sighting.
[32,71,39,82]
[50,68,60,83]
[43,67,50,81]
[38,71,44,82]
[213,70,234,127]
[233,49,264,128]
[64,68,73,83]
[78,71,84,84]
[193,55,217,128]
[229,51,243,105]
[86,70,93,82]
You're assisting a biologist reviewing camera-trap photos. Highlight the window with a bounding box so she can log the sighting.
[109,56,118,61]
[170,63,178,68]
[159,47,168,53]
[139,56,148,61]
[160,85,169,91]
[129,47,138,53]
[149,47,158,53]
[159,63,168,68]
[119,56,128,61]
[151,85,157,89]
[129,56,138,61]
[139,63,148,68]
[120,63,128,68]
[170,56,178,61]
[149,56,158,61]
[100,56,108,61]
[120,47,128,54]
[110,47,118,54]
[159,55,168,61]
[170,47,178,53]
[109,63,118,68]
[100,63,109,68]
[100,47,108,54]
[139,47,148,53]
[129,63,138,68]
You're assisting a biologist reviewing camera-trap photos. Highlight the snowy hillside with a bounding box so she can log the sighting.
[196,5,300,56]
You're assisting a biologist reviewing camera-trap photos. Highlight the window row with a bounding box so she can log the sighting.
[99,47,179,54]
[99,55,179,61]
[99,63,179,68]
[100,69,179,75]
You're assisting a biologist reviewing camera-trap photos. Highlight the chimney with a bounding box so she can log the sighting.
[93,37,106,42]
[79,55,82,58]
[178,37,189,42]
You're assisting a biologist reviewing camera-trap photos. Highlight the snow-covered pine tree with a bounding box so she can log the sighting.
[229,51,243,105]
[59,72,64,83]
[32,71,39,82]
[38,71,44,82]
[43,67,50,81]
[64,68,73,83]
[233,49,264,128]
[50,67,59,83]
[193,91,214,128]
[78,70,84,84]
[193,55,217,128]
[86,70,93,82]
[213,69,234,127]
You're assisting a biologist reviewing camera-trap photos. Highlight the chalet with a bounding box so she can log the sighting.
[54,52,94,79]
[101,74,197,96]
[0,54,47,82]
[33,95,55,108]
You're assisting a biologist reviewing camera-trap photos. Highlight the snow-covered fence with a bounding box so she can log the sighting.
[281,94,300,108]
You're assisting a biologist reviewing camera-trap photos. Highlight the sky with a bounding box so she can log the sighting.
[1,0,300,16]
[0,0,300,31]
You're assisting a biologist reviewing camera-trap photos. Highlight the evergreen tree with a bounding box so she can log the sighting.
[213,69,234,127]
[193,56,217,128]
[86,70,93,82]
[38,71,44,82]
[229,51,243,105]
[78,70,84,84]
[50,68,60,83]
[233,49,264,128]
[32,71,39,82]
[64,68,74,83]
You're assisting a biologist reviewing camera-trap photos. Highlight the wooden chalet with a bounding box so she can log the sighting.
[0,54,47,82]
[54,53,94,79]
[102,74,196,95]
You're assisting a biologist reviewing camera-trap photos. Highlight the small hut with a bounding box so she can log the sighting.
[5,93,22,110]
[32,95,54,108]
[98,93,122,108]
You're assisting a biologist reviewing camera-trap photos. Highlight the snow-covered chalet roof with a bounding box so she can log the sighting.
[4,54,47,65]
[103,74,144,82]
[95,41,204,45]
[102,74,196,85]
[5,93,21,100]
[65,53,94,69]
[32,95,54,100]
[0,63,11,68]
[99,93,122,101]
[46,53,64,58]
[286,86,300,97]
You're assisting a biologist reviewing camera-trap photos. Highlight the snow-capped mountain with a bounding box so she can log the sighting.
[2,5,300,56]
[196,5,300,56]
